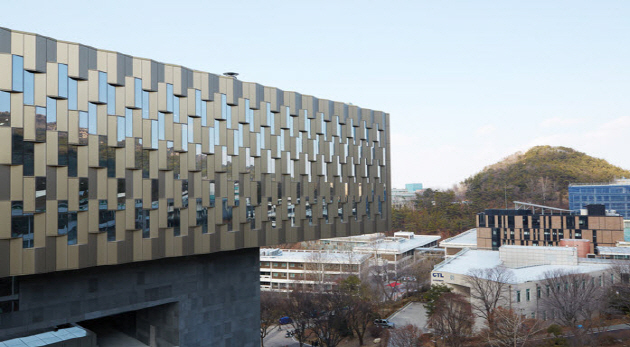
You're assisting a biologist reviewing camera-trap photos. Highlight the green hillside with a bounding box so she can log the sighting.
[463,146,630,209]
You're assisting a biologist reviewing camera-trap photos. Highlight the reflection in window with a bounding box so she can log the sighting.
[188,116,194,143]
[98,200,116,241]
[222,198,232,231]
[167,199,180,237]
[24,71,35,106]
[182,179,189,208]
[68,145,77,177]
[117,116,125,146]
[197,198,208,233]
[59,132,69,166]
[79,178,89,211]
[158,112,165,140]
[79,111,88,145]
[11,201,34,248]
[35,177,46,213]
[46,97,56,130]
[181,123,187,151]
[209,181,215,208]
[58,200,69,235]
[12,128,24,165]
[151,120,158,149]
[58,64,68,98]
[173,96,180,123]
[134,78,142,108]
[12,55,23,92]
[67,210,78,245]
[117,178,126,210]
[151,179,158,209]
[0,91,9,126]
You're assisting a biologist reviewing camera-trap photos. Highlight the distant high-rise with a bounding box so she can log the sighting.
[569,179,630,219]
[0,27,391,346]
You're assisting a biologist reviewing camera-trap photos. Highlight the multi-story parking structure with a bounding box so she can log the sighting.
[0,27,391,347]
[260,248,371,292]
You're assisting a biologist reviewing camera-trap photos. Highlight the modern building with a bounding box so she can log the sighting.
[432,245,614,327]
[405,183,423,193]
[439,228,477,257]
[569,179,630,219]
[476,202,624,254]
[259,248,371,292]
[0,27,391,346]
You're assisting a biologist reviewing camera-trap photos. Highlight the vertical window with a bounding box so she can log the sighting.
[181,123,187,150]
[166,83,174,112]
[88,103,97,134]
[79,111,89,144]
[68,145,77,177]
[117,178,126,210]
[58,132,69,166]
[98,72,107,103]
[516,290,521,303]
[58,64,68,98]
[526,289,530,301]
[142,91,149,119]
[67,211,78,245]
[537,286,541,299]
[187,116,194,143]
[35,177,46,213]
[173,96,180,123]
[11,201,34,248]
[125,108,133,138]
[107,84,116,115]
[151,179,158,209]
[158,112,165,140]
[68,78,77,110]
[24,71,35,106]
[79,178,89,211]
[12,55,24,92]
[117,116,125,146]
[151,120,158,149]
[195,89,202,118]
[197,198,208,234]
[214,120,220,145]
[201,99,207,126]
[23,142,34,176]
[134,78,142,108]
[209,181,215,208]
[99,200,115,241]
[46,97,56,130]
[0,91,9,126]
[57,200,68,235]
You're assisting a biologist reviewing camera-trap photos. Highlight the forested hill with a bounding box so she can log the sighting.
[463,146,630,209]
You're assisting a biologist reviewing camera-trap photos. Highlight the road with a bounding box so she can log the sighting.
[262,324,315,347]
[388,302,429,332]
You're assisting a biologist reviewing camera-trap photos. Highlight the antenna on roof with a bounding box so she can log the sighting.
[223,72,239,79]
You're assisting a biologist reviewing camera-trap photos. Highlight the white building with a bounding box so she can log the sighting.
[260,249,371,292]
[439,228,477,257]
[431,246,614,325]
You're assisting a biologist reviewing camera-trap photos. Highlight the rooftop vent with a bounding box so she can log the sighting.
[223,72,239,79]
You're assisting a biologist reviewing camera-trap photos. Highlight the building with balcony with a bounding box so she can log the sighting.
[0,27,391,346]
[569,179,630,219]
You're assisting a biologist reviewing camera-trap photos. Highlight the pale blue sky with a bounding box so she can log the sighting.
[4,1,629,189]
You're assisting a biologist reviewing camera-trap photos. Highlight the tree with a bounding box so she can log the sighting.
[428,292,473,347]
[260,291,283,347]
[540,269,608,346]
[388,324,424,347]
[422,284,451,318]
[284,288,316,347]
[607,262,630,315]
[465,266,515,328]
[483,307,547,347]
[310,291,351,347]
[339,276,377,346]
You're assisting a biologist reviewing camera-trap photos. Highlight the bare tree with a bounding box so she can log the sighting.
[284,288,316,347]
[607,261,630,316]
[540,269,608,346]
[399,254,443,295]
[483,307,547,347]
[429,292,474,347]
[388,324,424,347]
[339,276,377,346]
[310,291,350,347]
[465,266,515,328]
[260,291,283,347]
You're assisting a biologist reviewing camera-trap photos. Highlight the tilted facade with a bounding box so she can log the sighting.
[0,27,391,346]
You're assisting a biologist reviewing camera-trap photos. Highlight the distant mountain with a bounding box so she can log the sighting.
[462,146,630,209]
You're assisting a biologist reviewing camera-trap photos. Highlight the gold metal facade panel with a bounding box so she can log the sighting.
[0,27,391,277]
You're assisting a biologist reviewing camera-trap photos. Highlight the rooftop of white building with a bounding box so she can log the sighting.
[319,233,385,244]
[598,246,630,255]
[353,234,441,254]
[260,249,371,264]
[434,248,612,284]
[439,228,477,247]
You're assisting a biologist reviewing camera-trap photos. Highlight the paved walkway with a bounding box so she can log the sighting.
[388,302,429,332]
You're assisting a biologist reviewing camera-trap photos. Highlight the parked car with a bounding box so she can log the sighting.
[374,319,395,328]
[279,316,292,325]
